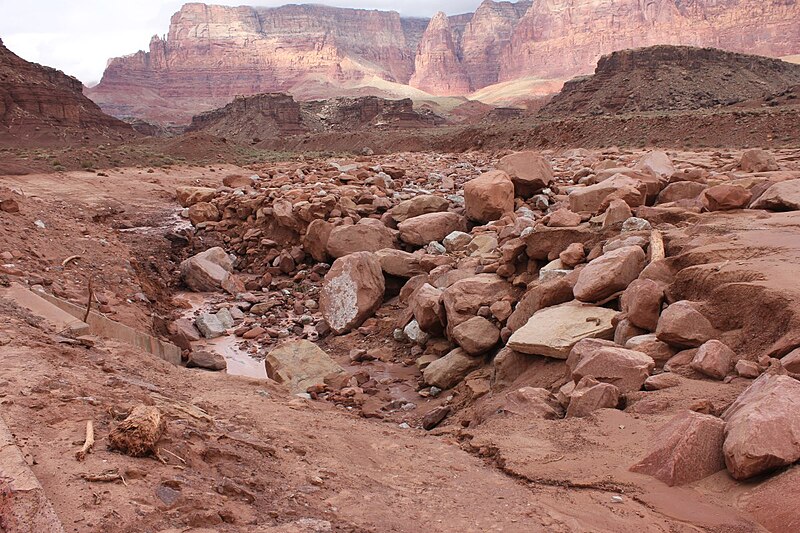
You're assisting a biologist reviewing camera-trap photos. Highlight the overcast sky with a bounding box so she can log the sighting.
[0,1,482,85]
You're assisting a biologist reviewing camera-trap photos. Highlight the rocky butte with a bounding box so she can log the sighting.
[87,0,800,124]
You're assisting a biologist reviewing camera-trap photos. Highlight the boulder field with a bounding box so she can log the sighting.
[172,146,800,530]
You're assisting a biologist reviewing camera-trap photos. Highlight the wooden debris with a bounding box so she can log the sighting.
[75,420,95,461]
[108,405,165,457]
[62,255,82,267]
[649,229,665,262]
[82,469,127,485]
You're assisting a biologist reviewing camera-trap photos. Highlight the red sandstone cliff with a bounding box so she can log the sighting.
[87,3,428,123]
[0,38,131,142]
[88,1,800,123]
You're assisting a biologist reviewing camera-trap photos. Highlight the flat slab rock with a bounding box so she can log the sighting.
[507,301,617,359]
[265,340,345,394]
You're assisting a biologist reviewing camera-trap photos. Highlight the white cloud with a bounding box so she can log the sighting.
[0,0,484,84]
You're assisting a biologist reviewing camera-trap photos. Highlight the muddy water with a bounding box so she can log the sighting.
[204,335,267,379]
[177,291,268,380]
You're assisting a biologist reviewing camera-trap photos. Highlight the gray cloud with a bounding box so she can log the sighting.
[0,1,484,85]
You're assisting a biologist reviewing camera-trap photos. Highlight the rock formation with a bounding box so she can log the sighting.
[0,38,131,142]
[186,93,444,142]
[541,46,800,117]
[87,3,428,123]
[88,0,800,123]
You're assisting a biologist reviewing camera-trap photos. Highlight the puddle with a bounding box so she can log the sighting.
[205,335,267,379]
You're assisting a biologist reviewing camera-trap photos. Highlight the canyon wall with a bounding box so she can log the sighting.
[0,38,131,140]
[88,0,800,123]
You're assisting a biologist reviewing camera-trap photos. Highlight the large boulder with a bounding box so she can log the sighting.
[691,340,735,380]
[326,219,397,258]
[375,249,424,278]
[740,149,779,173]
[422,348,483,389]
[750,179,800,211]
[573,246,646,303]
[398,212,467,246]
[722,374,800,479]
[452,316,500,355]
[496,151,554,197]
[506,277,574,332]
[507,301,617,359]
[265,340,345,394]
[630,410,726,486]
[410,283,445,333]
[634,151,675,178]
[176,186,216,207]
[464,170,515,223]
[571,345,655,393]
[388,194,449,223]
[655,301,717,348]
[303,219,334,263]
[656,181,707,205]
[180,247,242,295]
[188,202,220,225]
[441,274,514,336]
[702,184,752,211]
[320,252,385,335]
[568,174,646,213]
[620,278,665,332]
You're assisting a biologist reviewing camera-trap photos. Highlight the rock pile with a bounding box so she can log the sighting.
[173,147,800,487]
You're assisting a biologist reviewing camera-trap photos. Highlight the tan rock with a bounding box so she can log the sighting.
[507,277,576,332]
[565,338,618,376]
[507,301,617,358]
[601,198,633,228]
[326,219,397,258]
[180,247,239,294]
[702,184,752,211]
[441,274,514,335]
[388,194,449,223]
[740,149,779,172]
[630,410,725,486]
[176,186,216,207]
[643,372,682,390]
[573,246,646,303]
[410,283,445,333]
[496,151,554,197]
[568,174,646,213]
[464,170,515,223]
[303,219,333,263]
[422,348,483,389]
[320,251,385,335]
[265,340,345,394]
[477,387,563,423]
[187,201,220,225]
[634,151,674,178]
[620,278,664,331]
[750,179,800,211]
[375,249,423,278]
[571,345,655,393]
[722,374,800,479]
[691,340,735,380]
[656,181,707,204]
[547,208,582,227]
[559,242,586,268]
[398,212,467,246]
[780,348,800,373]
[566,376,620,418]
[452,316,500,355]
[625,334,676,366]
[656,301,717,348]
[735,359,760,378]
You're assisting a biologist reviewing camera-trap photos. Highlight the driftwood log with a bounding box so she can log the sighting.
[108,405,165,457]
